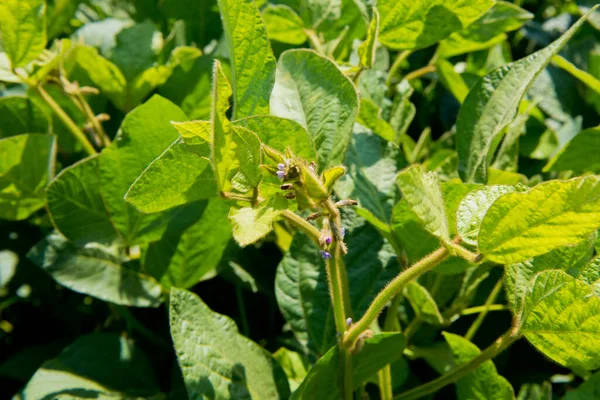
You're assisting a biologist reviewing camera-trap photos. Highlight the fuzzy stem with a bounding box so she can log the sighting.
[465,278,504,341]
[378,365,393,400]
[394,328,521,400]
[344,246,449,350]
[75,92,111,147]
[404,65,436,82]
[281,210,321,243]
[305,29,325,54]
[461,304,508,316]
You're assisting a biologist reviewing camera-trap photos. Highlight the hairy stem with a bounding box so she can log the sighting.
[404,65,436,82]
[378,365,393,400]
[395,327,521,400]
[461,304,508,316]
[36,85,96,155]
[465,278,504,341]
[75,92,111,147]
[305,29,325,54]
[281,210,321,243]
[344,246,449,350]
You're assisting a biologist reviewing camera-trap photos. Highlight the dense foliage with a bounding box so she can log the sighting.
[2,0,600,399]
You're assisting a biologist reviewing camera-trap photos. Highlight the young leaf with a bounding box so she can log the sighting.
[270,49,359,170]
[479,176,600,264]
[0,134,56,221]
[47,155,119,245]
[229,196,287,247]
[522,270,600,370]
[0,96,50,138]
[322,167,345,191]
[217,0,276,118]
[28,233,163,307]
[172,120,211,153]
[543,127,600,173]
[456,9,596,183]
[263,5,307,45]
[169,288,290,399]
[292,333,405,399]
[396,165,450,242]
[231,125,263,190]
[377,0,493,50]
[443,332,514,400]
[357,8,379,69]
[273,348,308,393]
[356,97,396,142]
[436,59,470,103]
[0,0,47,68]
[404,281,444,325]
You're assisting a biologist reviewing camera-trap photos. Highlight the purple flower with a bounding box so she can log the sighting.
[346,318,352,327]
[320,250,332,260]
[277,163,285,171]
[325,236,332,245]
[276,170,285,179]
[340,227,345,239]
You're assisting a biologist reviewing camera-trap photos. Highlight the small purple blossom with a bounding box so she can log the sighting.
[308,164,315,172]
[325,236,332,245]
[276,170,286,179]
[346,318,352,327]
[277,163,285,171]
[340,227,345,238]
[320,250,332,260]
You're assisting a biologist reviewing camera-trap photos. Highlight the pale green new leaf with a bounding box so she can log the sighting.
[172,120,211,154]
[443,332,514,400]
[273,348,307,393]
[457,184,523,246]
[270,49,359,170]
[0,134,56,220]
[28,233,163,307]
[0,0,47,68]
[404,281,444,325]
[263,5,307,45]
[576,255,600,296]
[232,125,262,189]
[456,9,596,183]
[47,155,119,245]
[544,127,600,173]
[522,270,600,371]
[479,176,600,264]
[0,96,50,138]
[218,0,276,118]
[211,60,235,192]
[170,288,290,399]
[357,8,379,69]
[396,165,449,242]
[125,139,217,214]
[229,197,286,247]
[378,0,493,50]
[356,97,395,142]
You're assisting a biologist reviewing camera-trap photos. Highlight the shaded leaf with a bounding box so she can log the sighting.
[544,127,600,173]
[404,281,444,325]
[0,96,50,138]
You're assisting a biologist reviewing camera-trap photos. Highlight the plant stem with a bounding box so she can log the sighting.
[395,327,521,400]
[75,92,111,147]
[461,304,508,316]
[305,29,325,54]
[386,50,412,89]
[378,365,393,400]
[281,210,321,243]
[465,278,504,341]
[36,85,97,155]
[404,65,436,82]
[344,246,449,350]
[341,347,353,400]
[403,317,422,342]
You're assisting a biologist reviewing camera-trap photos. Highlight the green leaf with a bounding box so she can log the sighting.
[377,0,493,50]
[263,5,307,45]
[438,2,533,58]
[457,184,524,246]
[0,133,56,221]
[436,59,470,104]
[229,196,287,247]
[456,9,595,183]
[544,127,600,173]
[479,176,600,264]
[522,270,600,370]
[211,60,236,192]
[47,155,119,245]
[0,96,50,138]
[552,55,600,95]
[144,199,232,289]
[564,370,600,400]
[357,8,379,69]
[273,348,308,393]
[232,125,263,189]
[443,332,514,400]
[170,288,290,399]
[0,0,47,68]
[322,167,345,191]
[404,281,444,325]
[293,333,405,399]
[171,120,211,154]
[270,49,359,170]
[396,165,449,242]
[217,0,276,118]
[110,21,158,82]
[99,95,187,245]
[19,332,160,399]
[28,232,163,307]
[125,140,217,214]
[356,97,396,142]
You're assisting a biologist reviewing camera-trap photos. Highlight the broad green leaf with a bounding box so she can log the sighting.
[229,196,287,247]
[270,49,359,170]
[125,140,217,214]
[47,155,119,245]
[99,95,187,245]
[263,5,307,45]
[479,176,600,264]
[522,270,600,370]
[438,2,533,58]
[234,116,317,162]
[273,348,308,393]
[457,185,523,246]
[231,125,263,189]
[172,120,211,153]
[544,127,600,173]
[436,59,469,103]
[110,21,158,82]
[456,10,595,183]
[396,165,449,242]
[404,281,444,325]
[377,0,493,50]
[28,232,163,307]
[443,332,514,400]
[552,55,600,95]
[19,333,160,399]
[576,255,600,296]
[0,96,50,138]
[0,134,56,220]
[144,199,232,289]
[564,370,600,400]
[217,0,276,118]
[292,333,405,399]
[170,288,290,399]
[356,97,395,142]
[357,8,379,69]
[0,0,47,68]
[127,65,173,110]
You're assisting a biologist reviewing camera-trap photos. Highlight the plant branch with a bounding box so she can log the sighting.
[343,246,450,350]
[404,65,436,82]
[386,50,412,89]
[394,327,521,400]
[36,85,97,155]
[281,210,321,243]
[461,304,508,316]
[75,92,111,147]
[305,29,325,54]
[465,278,504,341]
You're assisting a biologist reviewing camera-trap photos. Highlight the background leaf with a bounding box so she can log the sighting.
[0,0,47,68]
